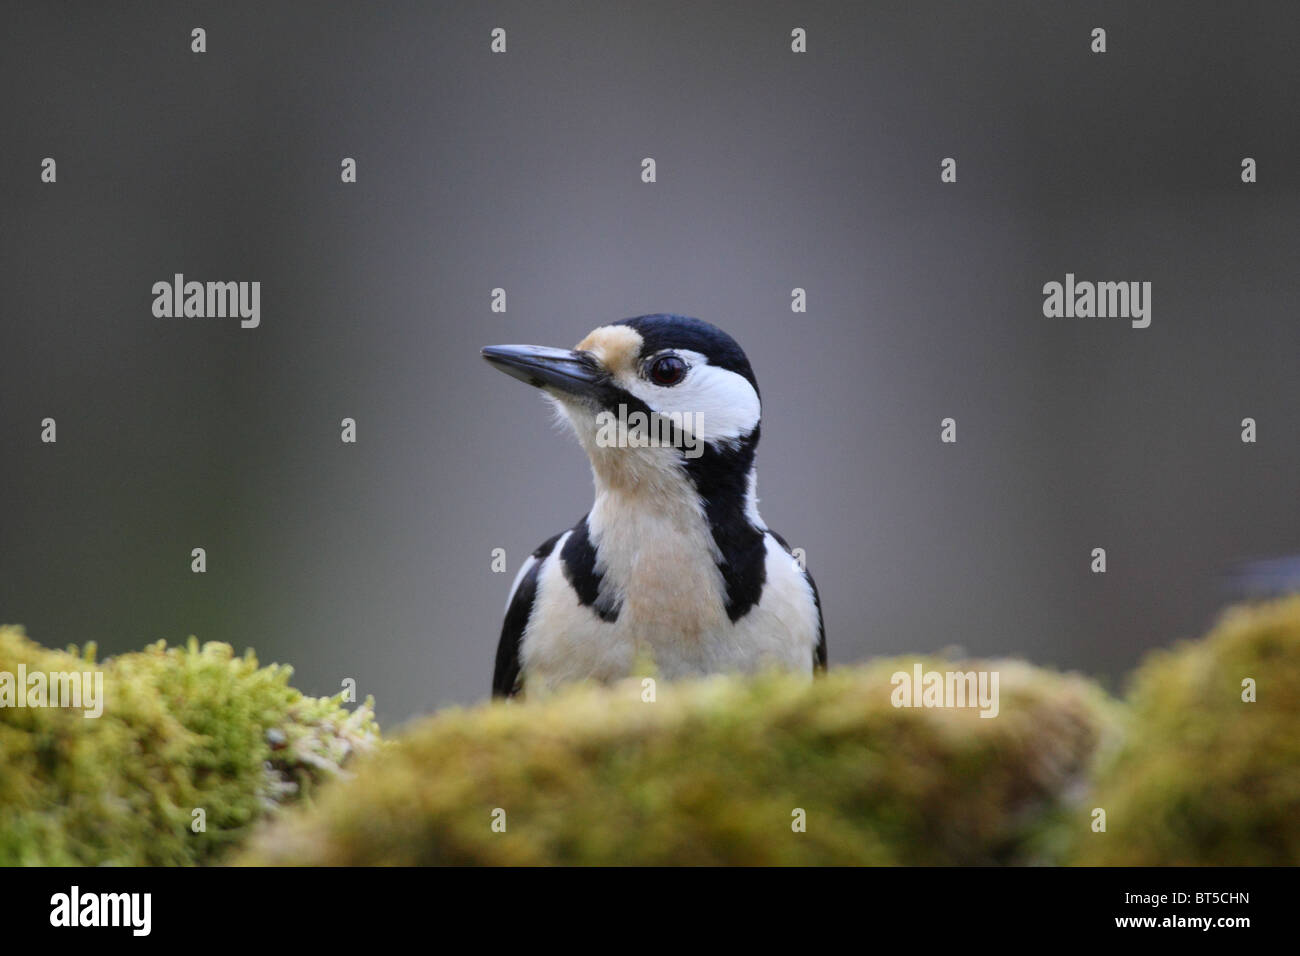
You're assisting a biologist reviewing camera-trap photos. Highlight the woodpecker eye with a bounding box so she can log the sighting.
[648,354,688,387]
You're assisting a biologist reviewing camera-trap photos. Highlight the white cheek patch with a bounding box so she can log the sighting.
[623,351,761,446]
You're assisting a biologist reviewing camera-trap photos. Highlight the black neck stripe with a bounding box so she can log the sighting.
[681,425,766,622]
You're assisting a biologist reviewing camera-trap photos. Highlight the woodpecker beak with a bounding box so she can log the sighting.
[482,344,604,399]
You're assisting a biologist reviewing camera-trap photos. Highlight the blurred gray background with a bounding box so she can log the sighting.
[3,1,1298,724]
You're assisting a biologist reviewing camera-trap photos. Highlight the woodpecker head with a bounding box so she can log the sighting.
[482,314,762,496]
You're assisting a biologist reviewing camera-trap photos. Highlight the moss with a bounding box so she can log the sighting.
[240,658,1115,865]
[0,626,379,866]
[1073,596,1300,865]
[11,597,1294,866]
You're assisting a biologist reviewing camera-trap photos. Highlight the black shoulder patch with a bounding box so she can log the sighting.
[492,532,562,698]
[561,516,620,622]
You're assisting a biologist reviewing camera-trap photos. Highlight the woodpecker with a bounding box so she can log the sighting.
[482,314,826,698]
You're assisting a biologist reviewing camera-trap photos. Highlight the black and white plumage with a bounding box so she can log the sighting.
[483,314,825,698]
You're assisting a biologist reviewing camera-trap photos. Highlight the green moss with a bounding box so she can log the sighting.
[1073,596,1300,865]
[0,626,379,866]
[11,598,1293,866]
[240,658,1115,865]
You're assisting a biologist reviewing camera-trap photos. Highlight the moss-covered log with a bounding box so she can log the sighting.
[1075,596,1300,865]
[0,627,378,866]
[7,595,1297,866]
[240,659,1115,865]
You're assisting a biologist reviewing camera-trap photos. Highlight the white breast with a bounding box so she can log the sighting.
[520,516,818,693]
